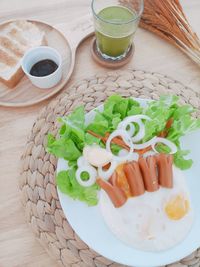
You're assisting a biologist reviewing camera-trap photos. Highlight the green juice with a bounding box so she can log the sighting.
[96,6,136,58]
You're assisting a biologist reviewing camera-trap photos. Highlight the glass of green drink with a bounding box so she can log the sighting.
[91,0,144,61]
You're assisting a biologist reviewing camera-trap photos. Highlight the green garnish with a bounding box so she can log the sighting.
[46,94,200,206]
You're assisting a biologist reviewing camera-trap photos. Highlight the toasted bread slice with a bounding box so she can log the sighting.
[0,20,45,88]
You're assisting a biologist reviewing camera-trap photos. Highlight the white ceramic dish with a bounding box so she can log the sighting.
[57,98,200,267]
[21,46,62,89]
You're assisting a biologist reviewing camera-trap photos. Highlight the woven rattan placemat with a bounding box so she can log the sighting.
[20,70,200,267]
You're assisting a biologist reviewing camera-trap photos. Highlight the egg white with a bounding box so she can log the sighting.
[99,166,194,252]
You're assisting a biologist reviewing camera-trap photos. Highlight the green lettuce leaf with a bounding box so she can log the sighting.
[87,95,142,134]
[59,106,85,150]
[86,111,109,136]
[103,94,140,121]
[143,95,200,169]
[56,169,99,206]
[85,132,101,145]
[61,106,85,129]
[174,150,193,170]
[47,134,81,161]
[143,96,177,141]
[47,94,200,207]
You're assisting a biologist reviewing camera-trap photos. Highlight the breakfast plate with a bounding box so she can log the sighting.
[52,97,200,267]
[0,15,93,107]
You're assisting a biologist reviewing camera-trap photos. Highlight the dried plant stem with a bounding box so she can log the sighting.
[120,0,200,66]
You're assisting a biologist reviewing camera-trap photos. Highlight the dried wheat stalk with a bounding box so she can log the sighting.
[120,0,200,65]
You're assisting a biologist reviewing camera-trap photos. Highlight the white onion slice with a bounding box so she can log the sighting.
[152,137,177,154]
[120,115,151,125]
[127,123,135,136]
[117,115,151,142]
[98,160,118,180]
[131,120,145,143]
[117,121,136,136]
[133,136,157,150]
[117,149,129,157]
[75,165,97,187]
[118,149,139,162]
[106,129,134,161]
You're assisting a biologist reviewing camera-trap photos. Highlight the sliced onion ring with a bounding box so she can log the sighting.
[131,120,145,143]
[152,137,177,154]
[118,121,136,136]
[98,160,118,180]
[121,115,151,124]
[133,136,157,150]
[118,115,151,142]
[75,165,97,187]
[106,129,134,161]
[118,149,139,162]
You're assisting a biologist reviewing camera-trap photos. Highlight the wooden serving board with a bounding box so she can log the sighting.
[0,16,94,107]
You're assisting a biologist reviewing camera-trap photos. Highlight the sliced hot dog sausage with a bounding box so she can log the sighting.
[139,156,159,192]
[123,162,145,196]
[157,154,173,188]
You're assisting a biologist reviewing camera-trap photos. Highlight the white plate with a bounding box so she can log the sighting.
[57,98,200,267]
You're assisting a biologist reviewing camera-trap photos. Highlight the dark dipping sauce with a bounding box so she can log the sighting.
[30,59,58,77]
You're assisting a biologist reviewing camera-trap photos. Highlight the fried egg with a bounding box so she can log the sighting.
[99,166,194,251]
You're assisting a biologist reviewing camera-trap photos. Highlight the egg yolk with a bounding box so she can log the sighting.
[116,164,131,198]
[165,195,190,220]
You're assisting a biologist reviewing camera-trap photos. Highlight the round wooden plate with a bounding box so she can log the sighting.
[0,17,94,107]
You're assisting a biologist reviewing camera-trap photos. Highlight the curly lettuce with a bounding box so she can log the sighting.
[46,94,200,206]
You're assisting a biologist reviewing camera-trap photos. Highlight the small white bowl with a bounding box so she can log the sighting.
[21,46,62,89]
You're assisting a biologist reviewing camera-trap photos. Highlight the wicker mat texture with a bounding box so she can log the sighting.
[20,70,200,267]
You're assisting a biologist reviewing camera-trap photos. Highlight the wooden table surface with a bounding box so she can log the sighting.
[1,0,200,266]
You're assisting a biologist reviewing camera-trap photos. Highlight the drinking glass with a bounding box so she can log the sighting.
[91,0,144,60]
